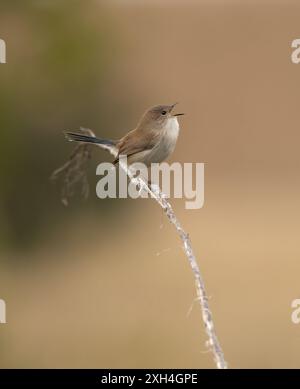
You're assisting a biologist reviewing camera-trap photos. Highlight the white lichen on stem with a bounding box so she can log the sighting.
[119,159,228,369]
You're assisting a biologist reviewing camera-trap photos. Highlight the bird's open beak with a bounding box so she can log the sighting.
[170,103,184,116]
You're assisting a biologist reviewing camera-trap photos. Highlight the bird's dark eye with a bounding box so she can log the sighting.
[161,110,167,115]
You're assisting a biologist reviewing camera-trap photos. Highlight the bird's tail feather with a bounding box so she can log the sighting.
[65,131,116,146]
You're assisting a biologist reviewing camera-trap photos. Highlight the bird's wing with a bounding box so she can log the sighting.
[114,129,159,164]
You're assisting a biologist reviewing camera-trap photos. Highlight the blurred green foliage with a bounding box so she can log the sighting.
[0,1,123,250]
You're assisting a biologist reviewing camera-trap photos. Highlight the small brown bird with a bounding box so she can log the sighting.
[65,104,184,166]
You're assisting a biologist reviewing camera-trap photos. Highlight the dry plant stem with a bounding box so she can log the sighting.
[51,128,95,206]
[53,132,227,368]
[119,159,228,369]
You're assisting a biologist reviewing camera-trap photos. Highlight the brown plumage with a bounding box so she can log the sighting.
[65,104,184,166]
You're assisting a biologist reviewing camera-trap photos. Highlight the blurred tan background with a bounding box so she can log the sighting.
[0,0,300,368]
